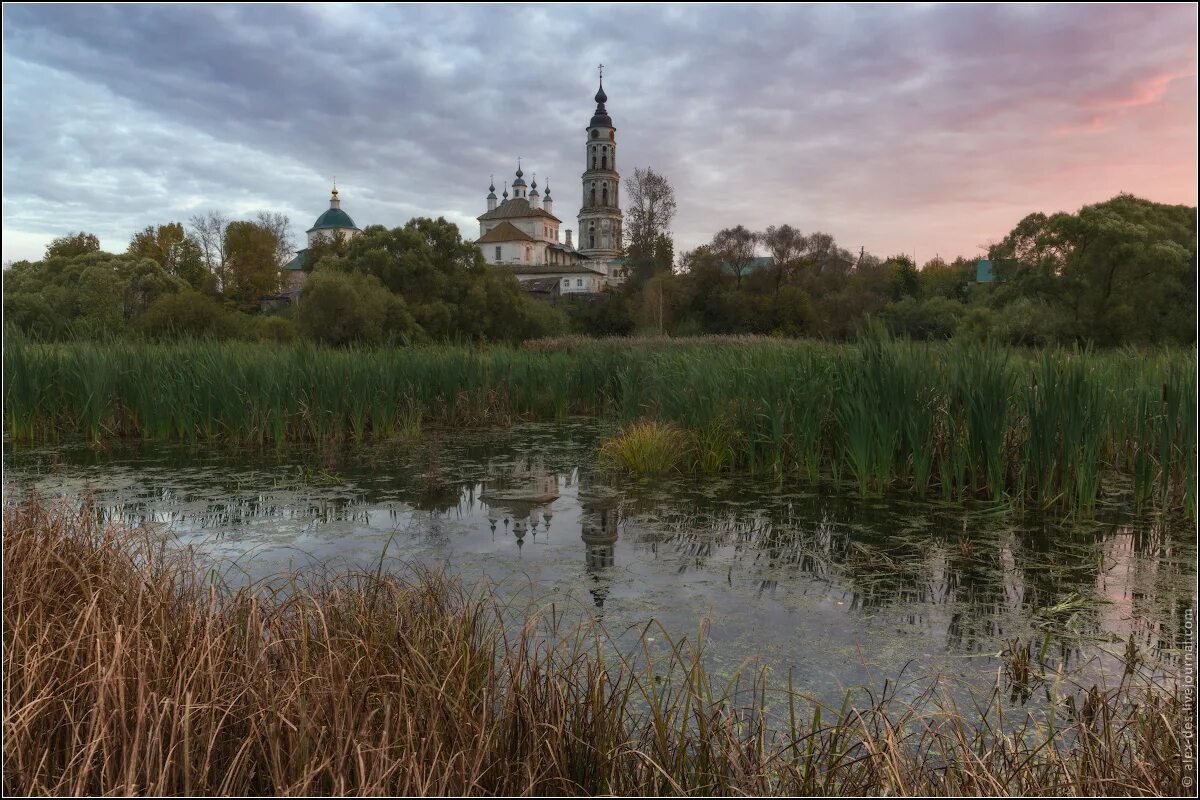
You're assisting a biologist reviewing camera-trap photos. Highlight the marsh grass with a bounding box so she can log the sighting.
[4,334,1194,515]
[3,499,1189,796]
[599,419,690,475]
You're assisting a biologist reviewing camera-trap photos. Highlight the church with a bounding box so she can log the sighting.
[475,72,629,295]
[279,72,630,303]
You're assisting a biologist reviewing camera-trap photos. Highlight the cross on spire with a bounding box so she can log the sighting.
[598,63,604,79]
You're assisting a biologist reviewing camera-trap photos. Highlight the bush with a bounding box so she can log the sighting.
[259,315,297,343]
[136,289,244,340]
[993,298,1068,347]
[882,297,964,340]
[298,269,420,346]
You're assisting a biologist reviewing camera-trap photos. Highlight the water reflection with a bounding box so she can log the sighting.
[3,422,1195,697]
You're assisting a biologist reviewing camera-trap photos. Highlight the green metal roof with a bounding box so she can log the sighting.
[307,207,358,232]
[285,249,309,271]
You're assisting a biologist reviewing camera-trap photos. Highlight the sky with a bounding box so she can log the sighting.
[2,3,1197,265]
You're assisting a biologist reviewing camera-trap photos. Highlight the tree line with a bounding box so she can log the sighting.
[3,180,1194,348]
[574,171,1196,347]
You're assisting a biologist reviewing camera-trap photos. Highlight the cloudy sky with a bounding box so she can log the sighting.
[2,3,1196,265]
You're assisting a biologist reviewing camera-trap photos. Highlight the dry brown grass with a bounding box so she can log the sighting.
[3,499,1190,795]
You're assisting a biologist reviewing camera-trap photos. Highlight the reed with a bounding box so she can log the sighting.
[4,334,1194,516]
[3,499,1189,796]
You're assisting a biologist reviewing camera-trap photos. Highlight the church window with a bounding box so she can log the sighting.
[601,153,607,169]
[602,185,608,206]
[591,129,599,139]
[592,154,597,170]
[590,185,596,206]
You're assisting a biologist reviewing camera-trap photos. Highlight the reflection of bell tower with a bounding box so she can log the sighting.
[580,491,619,607]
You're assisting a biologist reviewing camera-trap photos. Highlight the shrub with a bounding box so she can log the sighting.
[298,269,420,346]
[883,297,964,340]
[259,315,297,343]
[136,289,242,340]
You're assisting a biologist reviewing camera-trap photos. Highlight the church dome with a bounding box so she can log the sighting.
[309,207,358,231]
[590,77,612,127]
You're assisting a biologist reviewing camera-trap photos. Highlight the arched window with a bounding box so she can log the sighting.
[590,184,596,206]
[589,223,595,249]
[602,184,608,206]
[601,153,607,169]
[592,154,597,169]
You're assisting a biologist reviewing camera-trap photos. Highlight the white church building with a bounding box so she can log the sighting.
[475,73,628,295]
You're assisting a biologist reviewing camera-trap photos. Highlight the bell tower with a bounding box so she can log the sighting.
[578,65,623,264]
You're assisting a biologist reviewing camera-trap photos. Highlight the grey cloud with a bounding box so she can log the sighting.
[3,3,1195,264]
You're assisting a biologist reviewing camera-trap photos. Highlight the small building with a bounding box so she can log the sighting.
[494,263,609,295]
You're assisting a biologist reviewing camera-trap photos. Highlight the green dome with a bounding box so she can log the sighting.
[308,207,358,232]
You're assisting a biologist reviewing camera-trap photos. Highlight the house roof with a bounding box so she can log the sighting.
[285,249,309,271]
[520,277,562,294]
[476,221,534,244]
[497,263,607,277]
[477,197,561,223]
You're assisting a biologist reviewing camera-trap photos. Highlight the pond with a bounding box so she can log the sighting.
[4,420,1194,707]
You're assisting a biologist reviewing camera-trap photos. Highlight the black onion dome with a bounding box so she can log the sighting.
[589,79,612,127]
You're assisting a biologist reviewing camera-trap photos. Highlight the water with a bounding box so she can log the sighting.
[4,420,1194,706]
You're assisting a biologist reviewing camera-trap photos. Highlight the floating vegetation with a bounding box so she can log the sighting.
[4,334,1195,516]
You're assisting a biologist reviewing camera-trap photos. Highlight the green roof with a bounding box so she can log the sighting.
[285,249,309,271]
[308,207,358,232]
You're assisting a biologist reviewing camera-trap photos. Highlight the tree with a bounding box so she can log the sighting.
[881,255,921,301]
[298,269,419,346]
[188,211,230,290]
[919,256,973,301]
[624,167,677,286]
[761,224,807,295]
[711,225,758,289]
[255,211,295,268]
[989,193,1196,345]
[4,250,185,338]
[333,217,565,342]
[45,232,100,259]
[223,221,282,305]
[128,222,207,289]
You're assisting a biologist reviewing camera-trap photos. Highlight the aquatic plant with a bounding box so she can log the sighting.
[4,336,1195,516]
[3,500,1189,796]
[599,419,689,475]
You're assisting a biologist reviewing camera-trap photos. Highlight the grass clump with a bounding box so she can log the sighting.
[3,500,1191,796]
[599,419,690,475]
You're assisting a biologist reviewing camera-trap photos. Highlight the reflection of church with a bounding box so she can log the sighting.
[580,488,620,608]
[481,461,559,552]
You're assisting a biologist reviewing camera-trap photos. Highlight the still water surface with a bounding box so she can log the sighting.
[5,421,1194,704]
